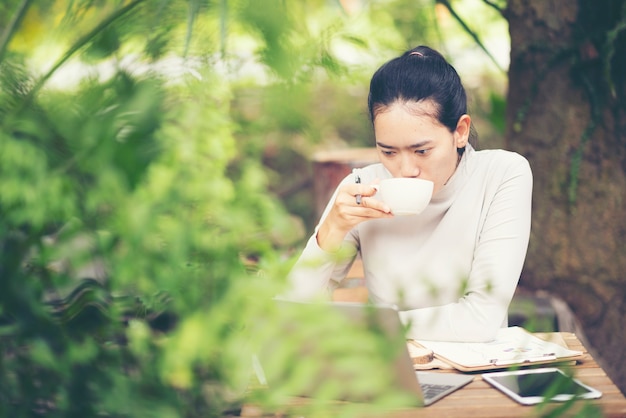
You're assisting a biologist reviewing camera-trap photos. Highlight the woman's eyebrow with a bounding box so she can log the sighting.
[376,140,432,149]
[375,142,396,149]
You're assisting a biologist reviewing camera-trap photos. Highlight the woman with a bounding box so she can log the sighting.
[285,46,532,342]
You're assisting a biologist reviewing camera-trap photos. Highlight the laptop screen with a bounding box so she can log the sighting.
[254,299,425,406]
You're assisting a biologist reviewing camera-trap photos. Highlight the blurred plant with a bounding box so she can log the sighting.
[0,1,436,417]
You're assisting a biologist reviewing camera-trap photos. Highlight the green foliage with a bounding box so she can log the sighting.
[0,1,450,417]
[372,0,440,49]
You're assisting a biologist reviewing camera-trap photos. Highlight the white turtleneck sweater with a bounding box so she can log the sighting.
[285,144,533,342]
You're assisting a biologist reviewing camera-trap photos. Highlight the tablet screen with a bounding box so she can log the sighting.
[482,368,602,405]
[490,370,592,397]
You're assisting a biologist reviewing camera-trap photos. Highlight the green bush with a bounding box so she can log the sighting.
[0,2,425,417]
[0,52,281,418]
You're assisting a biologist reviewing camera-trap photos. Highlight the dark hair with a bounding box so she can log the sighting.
[367,45,477,148]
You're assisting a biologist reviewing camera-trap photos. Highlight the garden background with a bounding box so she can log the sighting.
[1,1,625,417]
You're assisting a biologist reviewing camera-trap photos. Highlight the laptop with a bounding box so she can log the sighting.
[254,299,473,407]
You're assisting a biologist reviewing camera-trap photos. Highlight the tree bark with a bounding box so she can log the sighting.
[506,0,626,395]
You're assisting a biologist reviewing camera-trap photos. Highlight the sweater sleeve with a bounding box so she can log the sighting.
[400,155,533,342]
[281,176,359,301]
[281,235,357,300]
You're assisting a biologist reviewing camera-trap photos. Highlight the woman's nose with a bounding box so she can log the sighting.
[400,154,420,177]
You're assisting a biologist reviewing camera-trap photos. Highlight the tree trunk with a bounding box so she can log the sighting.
[506,0,626,395]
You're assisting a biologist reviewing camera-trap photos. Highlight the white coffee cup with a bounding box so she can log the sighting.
[378,178,434,216]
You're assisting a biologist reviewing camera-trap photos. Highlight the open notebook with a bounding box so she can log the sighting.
[254,300,474,407]
[415,326,584,372]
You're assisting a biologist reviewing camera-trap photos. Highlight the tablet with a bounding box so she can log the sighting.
[482,368,602,405]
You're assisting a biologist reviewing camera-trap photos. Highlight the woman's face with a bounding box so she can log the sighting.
[373,100,470,194]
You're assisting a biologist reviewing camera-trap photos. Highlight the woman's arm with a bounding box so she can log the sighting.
[282,170,390,300]
[282,233,358,300]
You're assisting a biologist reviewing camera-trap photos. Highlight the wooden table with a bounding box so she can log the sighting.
[239,332,626,417]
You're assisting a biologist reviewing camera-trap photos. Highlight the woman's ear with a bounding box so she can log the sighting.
[454,114,471,148]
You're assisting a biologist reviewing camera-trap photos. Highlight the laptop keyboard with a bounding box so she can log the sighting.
[420,383,455,400]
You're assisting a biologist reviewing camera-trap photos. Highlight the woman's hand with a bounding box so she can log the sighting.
[316,182,392,251]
